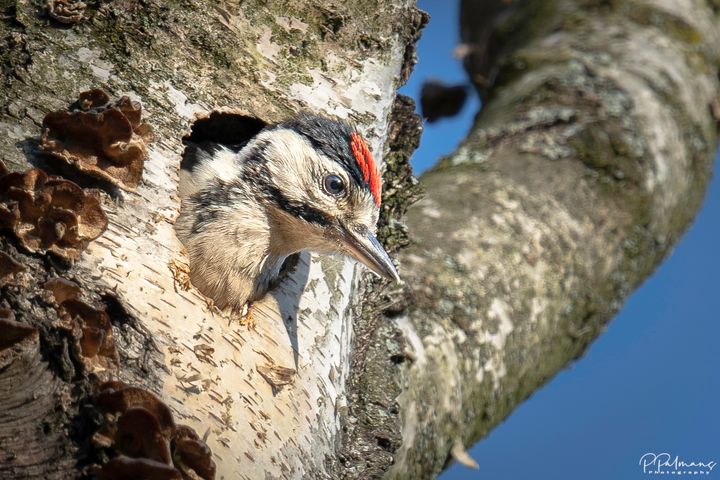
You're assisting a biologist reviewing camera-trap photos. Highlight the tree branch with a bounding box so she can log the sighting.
[389,0,720,477]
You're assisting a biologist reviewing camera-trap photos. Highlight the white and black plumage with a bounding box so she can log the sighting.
[175,113,399,311]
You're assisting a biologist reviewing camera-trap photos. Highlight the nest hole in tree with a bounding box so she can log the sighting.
[180,111,267,169]
[177,111,303,302]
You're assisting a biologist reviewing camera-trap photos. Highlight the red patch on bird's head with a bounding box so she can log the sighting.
[350,132,381,207]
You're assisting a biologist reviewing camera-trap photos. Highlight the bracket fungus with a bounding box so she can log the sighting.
[41,89,152,190]
[0,251,25,287]
[94,381,216,480]
[45,278,119,372]
[0,163,108,261]
[100,456,182,480]
[0,305,39,366]
[47,0,87,24]
[171,425,217,480]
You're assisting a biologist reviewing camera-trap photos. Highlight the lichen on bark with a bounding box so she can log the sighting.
[337,94,423,479]
[387,0,720,478]
[0,0,425,478]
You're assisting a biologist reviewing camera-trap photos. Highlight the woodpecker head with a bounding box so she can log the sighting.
[176,112,399,310]
[255,114,399,281]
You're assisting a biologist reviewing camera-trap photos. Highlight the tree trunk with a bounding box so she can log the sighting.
[0,1,717,480]
[388,0,720,477]
[0,1,425,478]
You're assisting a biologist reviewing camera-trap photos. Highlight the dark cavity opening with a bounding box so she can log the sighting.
[376,435,394,452]
[180,112,267,171]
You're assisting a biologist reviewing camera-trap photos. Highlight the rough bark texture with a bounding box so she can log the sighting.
[0,0,718,479]
[387,0,720,477]
[0,0,424,478]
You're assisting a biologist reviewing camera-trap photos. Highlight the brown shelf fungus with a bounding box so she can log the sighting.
[47,0,87,24]
[0,306,39,361]
[0,251,25,287]
[44,278,119,372]
[100,456,181,480]
[41,89,153,191]
[0,163,108,261]
[94,381,216,480]
[171,425,217,480]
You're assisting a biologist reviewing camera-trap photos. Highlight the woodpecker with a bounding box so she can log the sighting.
[175,113,400,311]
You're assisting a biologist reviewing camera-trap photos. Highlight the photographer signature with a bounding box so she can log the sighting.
[640,453,717,475]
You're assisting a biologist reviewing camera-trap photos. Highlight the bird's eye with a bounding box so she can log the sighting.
[323,174,345,196]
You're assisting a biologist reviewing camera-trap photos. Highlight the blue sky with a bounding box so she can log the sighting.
[399,2,720,479]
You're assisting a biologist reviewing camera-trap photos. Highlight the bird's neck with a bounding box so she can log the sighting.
[233,202,308,304]
[250,250,289,301]
[247,206,325,300]
[216,205,286,304]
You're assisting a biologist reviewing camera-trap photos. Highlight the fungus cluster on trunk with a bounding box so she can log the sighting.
[0,306,39,355]
[94,381,216,480]
[44,277,120,372]
[0,89,193,477]
[0,251,25,287]
[0,161,108,261]
[41,89,152,191]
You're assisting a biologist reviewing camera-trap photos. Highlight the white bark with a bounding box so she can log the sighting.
[0,1,422,478]
[74,14,410,480]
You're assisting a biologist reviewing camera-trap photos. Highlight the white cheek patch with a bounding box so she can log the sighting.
[257,128,380,229]
[193,146,239,185]
[261,129,348,209]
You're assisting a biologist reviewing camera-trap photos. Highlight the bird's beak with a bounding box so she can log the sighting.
[334,224,400,282]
